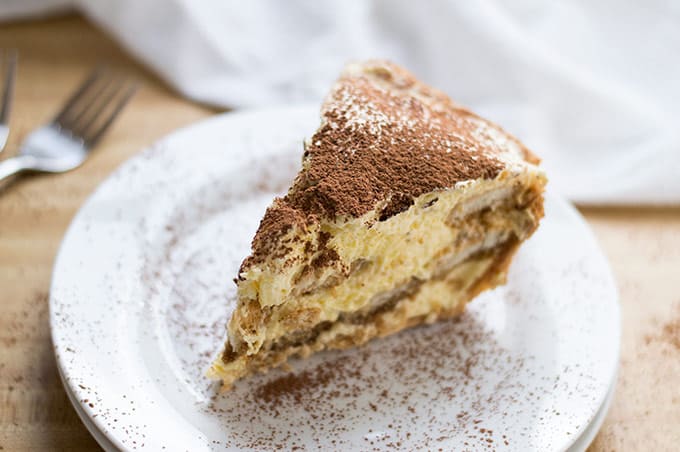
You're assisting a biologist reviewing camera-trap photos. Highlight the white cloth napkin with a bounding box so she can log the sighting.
[3,0,679,204]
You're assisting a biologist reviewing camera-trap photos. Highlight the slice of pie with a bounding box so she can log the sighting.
[210,60,546,388]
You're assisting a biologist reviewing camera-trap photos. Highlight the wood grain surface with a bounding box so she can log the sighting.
[0,14,678,451]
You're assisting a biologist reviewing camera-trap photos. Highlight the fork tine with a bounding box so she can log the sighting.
[53,68,105,126]
[74,78,125,137]
[0,49,17,125]
[61,76,117,134]
[84,83,138,147]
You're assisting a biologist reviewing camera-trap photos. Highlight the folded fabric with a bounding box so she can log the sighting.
[3,0,679,204]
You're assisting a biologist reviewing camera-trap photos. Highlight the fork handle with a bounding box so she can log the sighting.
[0,155,34,182]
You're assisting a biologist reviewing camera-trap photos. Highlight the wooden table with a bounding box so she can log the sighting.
[0,15,678,451]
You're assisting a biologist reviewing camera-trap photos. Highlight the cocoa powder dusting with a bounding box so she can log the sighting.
[309,231,339,270]
[663,317,680,350]
[290,74,503,220]
[238,199,309,274]
[242,60,536,270]
[253,361,340,407]
[208,312,533,449]
[645,303,680,351]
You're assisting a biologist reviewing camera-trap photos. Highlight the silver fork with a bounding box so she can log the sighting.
[0,69,137,182]
[0,49,17,153]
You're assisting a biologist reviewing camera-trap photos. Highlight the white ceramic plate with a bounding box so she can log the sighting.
[50,106,620,451]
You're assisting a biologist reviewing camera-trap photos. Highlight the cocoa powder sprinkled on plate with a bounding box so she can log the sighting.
[201,312,530,449]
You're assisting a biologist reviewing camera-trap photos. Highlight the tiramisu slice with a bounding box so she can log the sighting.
[210,60,546,388]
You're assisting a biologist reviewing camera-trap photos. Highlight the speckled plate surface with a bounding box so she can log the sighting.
[50,106,620,451]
